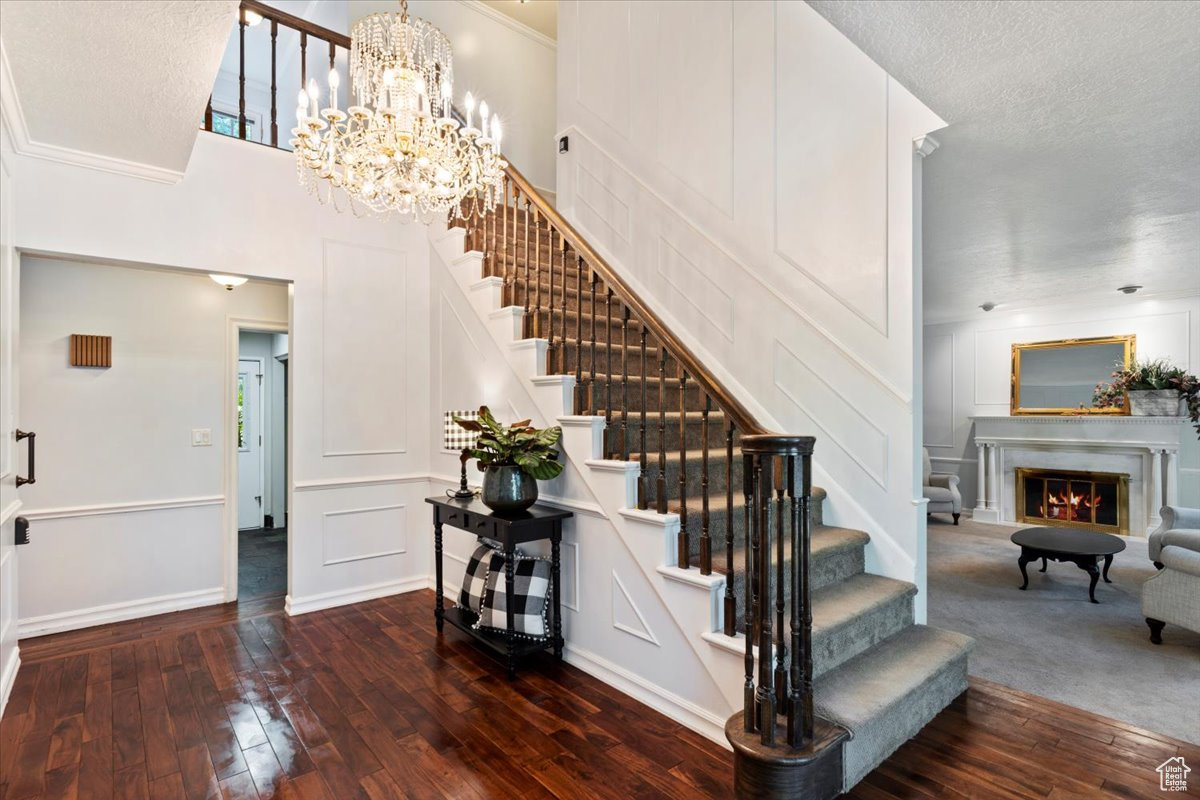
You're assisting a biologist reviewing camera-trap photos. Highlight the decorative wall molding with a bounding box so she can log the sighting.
[321,503,408,566]
[0,43,184,184]
[294,474,430,492]
[459,0,557,51]
[18,586,224,638]
[285,575,427,616]
[0,498,21,527]
[657,236,735,343]
[612,572,660,645]
[19,495,224,521]
[562,541,580,611]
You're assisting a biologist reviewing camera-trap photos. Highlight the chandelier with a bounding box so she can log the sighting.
[290,0,506,223]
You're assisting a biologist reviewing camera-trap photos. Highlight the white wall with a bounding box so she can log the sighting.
[0,122,21,714]
[270,333,288,525]
[556,0,943,615]
[924,295,1200,510]
[8,130,433,633]
[349,0,558,195]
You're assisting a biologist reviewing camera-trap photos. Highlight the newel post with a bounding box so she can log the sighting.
[725,435,848,800]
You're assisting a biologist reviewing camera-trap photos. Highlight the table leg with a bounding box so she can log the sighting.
[1072,556,1101,604]
[552,528,563,660]
[1039,557,1048,573]
[434,520,445,633]
[1017,548,1036,590]
[505,545,517,679]
[1102,554,1114,583]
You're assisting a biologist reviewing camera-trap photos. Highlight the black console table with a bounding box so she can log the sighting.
[426,496,572,677]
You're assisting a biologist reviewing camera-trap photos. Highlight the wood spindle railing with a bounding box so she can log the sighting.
[575,258,585,413]
[656,351,668,514]
[620,307,630,461]
[724,421,736,634]
[678,371,690,569]
[269,20,278,146]
[588,270,599,416]
[533,209,542,338]
[700,394,711,576]
[638,329,649,510]
[238,10,247,139]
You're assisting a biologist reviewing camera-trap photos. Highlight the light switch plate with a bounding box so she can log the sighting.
[192,428,212,446]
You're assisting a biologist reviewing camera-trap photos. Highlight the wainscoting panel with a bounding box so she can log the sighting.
[657,236,735,343]
[654,0,734,216]
[576,0,632,138]
[924,333,954,449]
[321,239,408,457]
[322,503,408,566]
[773,0,889,334]
[612,571,660,645]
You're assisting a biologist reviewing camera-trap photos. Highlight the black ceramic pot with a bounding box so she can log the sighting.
[481,465,538,513]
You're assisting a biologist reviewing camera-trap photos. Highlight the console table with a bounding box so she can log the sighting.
[426,496,571,677]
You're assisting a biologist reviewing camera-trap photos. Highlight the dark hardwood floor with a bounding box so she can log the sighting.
[237,528,287,603]
[3,589,1196,799]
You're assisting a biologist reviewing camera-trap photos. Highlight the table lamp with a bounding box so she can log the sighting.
[444,409,481,499]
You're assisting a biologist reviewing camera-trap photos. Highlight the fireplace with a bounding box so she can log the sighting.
[1015,468,1129,535]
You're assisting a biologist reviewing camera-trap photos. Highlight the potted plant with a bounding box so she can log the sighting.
[1094,357,1200,436]
[454,406,564,512]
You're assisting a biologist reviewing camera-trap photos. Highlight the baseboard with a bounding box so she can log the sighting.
[0,646,19,718]
[563,643,732,751]
[18,587,225,639]
[284,575,428,616]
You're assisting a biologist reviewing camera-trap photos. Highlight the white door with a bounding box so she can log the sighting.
[0,150,21,714]
[237,358,265,530]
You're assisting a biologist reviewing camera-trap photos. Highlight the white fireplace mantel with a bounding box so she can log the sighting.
[969,416,1188,536]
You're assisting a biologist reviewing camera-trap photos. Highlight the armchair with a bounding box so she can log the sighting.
[1143,506,1200,644]
[922,448,961,525]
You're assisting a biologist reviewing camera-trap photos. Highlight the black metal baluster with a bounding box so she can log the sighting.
[638,330,649,509]
[270,20,278,147]
[238,10,247,140]
[678,371,690,568]
[656,351,668,514]
[724,421,736,636]
[700,395,711,575]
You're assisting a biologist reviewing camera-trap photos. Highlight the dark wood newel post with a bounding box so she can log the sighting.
[727,434,847,800]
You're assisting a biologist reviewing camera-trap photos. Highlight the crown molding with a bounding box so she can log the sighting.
[0,41,183,184]
[458,1,556,51]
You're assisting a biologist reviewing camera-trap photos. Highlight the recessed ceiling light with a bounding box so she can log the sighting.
[210,274,249,291]
[979,302,996,312]
[1117,285,1143,294]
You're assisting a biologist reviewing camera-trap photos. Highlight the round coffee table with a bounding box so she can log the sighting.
[1010,527,1126,604]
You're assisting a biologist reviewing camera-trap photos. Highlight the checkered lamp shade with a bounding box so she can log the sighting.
[444,410,481,451]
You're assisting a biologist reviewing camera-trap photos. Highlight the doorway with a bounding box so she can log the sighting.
[236,330,288,602]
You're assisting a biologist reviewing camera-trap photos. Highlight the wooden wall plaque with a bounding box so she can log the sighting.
[70,334,112,368]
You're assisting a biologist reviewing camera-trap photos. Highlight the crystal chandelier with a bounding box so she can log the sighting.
[290,0,506,223]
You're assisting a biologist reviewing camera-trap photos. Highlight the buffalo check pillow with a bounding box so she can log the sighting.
[458,542,501,614]
[476,553,553,640]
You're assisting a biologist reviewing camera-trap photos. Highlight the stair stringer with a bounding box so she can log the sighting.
[430,224,748,740]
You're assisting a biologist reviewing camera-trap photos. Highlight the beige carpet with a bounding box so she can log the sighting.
[926,514,1200,744]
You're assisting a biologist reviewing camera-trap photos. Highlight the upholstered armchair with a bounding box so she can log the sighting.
[922,448,961,525]
[1144,506,1200,644]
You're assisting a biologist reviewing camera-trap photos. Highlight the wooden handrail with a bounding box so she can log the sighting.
[501,162,768,437]
[242,0,350,49]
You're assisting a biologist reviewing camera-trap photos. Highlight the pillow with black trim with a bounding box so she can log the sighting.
[476,553,553,640]
[459,542,501,614]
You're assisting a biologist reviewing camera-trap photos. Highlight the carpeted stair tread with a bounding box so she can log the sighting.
[814,624,974,788]
[810,574,916,677]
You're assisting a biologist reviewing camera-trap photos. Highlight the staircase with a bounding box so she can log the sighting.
[442,170,973,795]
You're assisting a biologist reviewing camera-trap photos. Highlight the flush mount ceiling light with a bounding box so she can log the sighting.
[979,302,996,312]
[209,274,249,291]
[1118,285,1143,294]
[291,0,506,223]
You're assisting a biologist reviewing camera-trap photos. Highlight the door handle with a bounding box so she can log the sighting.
[16,429,35,487]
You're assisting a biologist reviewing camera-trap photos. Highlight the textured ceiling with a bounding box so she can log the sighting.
[1,0,238,174]
[808,0,1200,322]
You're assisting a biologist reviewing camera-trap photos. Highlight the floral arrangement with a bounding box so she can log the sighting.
[1093,357,1200,436]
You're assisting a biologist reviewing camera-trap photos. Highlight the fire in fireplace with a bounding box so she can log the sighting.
[1015,468,1128,535]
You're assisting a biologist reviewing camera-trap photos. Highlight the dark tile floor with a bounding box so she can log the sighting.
[238,527,287,601]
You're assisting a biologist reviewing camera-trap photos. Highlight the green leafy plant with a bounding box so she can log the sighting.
[1094,357,1200,437]
[454,406,564,480]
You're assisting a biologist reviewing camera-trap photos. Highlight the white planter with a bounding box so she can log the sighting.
[1128,389,1182,416]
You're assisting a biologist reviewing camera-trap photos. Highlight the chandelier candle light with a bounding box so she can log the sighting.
[290,0,506,222]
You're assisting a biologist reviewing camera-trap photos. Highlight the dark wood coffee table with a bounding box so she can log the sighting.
[1010,527,1126,604]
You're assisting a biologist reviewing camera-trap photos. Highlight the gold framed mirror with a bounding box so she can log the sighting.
[1011,335,1135,415]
